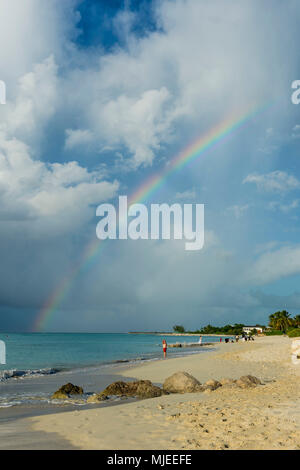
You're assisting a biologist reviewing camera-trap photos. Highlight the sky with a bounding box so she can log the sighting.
[1,0,300,332]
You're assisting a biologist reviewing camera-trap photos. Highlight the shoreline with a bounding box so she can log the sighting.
[25,336,300,449]
[0,333,221,384]
[0,340,214,380]
[0,341,217,417]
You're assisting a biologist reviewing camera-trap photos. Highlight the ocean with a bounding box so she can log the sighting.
[0,333,228,412]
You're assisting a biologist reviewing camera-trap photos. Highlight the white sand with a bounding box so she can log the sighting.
[29,336,300,450]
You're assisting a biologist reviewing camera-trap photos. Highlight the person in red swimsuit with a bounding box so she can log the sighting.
[162,339,167,358]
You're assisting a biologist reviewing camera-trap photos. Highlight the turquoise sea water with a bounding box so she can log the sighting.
[0,333,235,411]
[0,333,227,378]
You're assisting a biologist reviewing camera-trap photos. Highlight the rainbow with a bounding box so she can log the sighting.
[33,104,268,331]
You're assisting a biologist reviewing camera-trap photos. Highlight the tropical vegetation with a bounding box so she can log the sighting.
[172,310,300,337]
[173,325,185,333]
[267,310,300,335]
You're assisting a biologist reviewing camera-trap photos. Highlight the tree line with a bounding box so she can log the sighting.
[173,311,300,337]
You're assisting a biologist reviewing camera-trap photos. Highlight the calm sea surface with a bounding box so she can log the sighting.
[0,333,226,377]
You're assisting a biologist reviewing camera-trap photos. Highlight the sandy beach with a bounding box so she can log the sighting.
[19,335,298,450]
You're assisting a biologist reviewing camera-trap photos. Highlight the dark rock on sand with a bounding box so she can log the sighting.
[98,380,164,399]
[163,371,204,393]
[51,382,84,399]
[236,375,262,388]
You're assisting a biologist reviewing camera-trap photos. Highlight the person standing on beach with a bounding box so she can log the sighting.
[162,339,167,358]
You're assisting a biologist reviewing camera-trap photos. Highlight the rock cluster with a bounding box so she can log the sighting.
[51,382,84,400]
[162,372,261,393]
[90,380,165,402]
[51,373,263,402]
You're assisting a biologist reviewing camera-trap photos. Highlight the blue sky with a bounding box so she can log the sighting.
[77,0,158,49]
[1,0,300,332]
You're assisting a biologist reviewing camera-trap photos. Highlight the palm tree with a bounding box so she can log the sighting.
[293,315,300,328]
[269,310,292,333]
[269,313,277,329]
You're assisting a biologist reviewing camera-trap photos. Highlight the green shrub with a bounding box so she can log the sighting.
[287,328,300,338]
[173,325,185,333]
[265,330,284,336]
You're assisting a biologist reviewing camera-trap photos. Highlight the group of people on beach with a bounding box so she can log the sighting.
[241,333,254,341]
[224,334,254,343]
[162,332,255,357]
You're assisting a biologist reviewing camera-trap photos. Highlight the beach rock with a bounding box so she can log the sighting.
[163,371,204,393]
[204,379,222,391]
[236,375,262,389]
[87,393,108,403]
[59,383,84,395]
[51,390,69,400]
[133,380,165,398]
[100,380,164,399]
[51,382,84,400]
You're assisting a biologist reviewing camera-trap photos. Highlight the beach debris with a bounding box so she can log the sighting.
[97,379,165,399]
[51,382,84,399]
[204,379,222,391]
[235,375,262,388]
[163,371,204,393]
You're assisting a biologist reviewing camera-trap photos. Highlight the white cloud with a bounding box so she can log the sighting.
[44,0,298,168]
[0,0,80,84]
[0,131,118,232]
[65,129,94,150]
[268,199,299,213]
[0,0,299,171]
[1,56,59,145]
[243,171,300,193]
[246,245,300,285]
[91,87,173,167]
